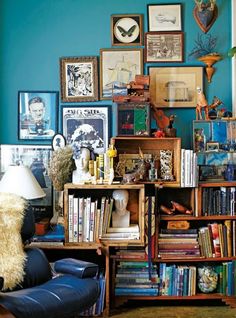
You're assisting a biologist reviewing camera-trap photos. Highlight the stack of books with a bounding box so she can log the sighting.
[30,224,65,246]
[158,229,200,259]
[102,224,140,240]
[115,261,159,296]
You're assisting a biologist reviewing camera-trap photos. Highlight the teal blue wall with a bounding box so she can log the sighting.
[0,0,232,148]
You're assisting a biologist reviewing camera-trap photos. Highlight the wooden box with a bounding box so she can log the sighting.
[112,137,181,187]
[64,183,145,247]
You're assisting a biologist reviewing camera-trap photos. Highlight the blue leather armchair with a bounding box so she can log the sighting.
[0,207,100,318]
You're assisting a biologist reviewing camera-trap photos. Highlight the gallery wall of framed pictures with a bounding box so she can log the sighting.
[1,2,207,222]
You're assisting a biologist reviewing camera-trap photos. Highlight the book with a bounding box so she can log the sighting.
[78,197,84,243]
[73,196,78,243]
[107,224,139,233]
[68,194,74,243]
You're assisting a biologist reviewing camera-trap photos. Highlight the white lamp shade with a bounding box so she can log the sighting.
[0,165,46,200]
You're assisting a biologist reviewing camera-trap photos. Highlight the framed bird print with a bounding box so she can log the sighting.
[111,14,143,46]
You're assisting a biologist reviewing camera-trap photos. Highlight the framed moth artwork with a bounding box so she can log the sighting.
[111,14,143,46]
[60,56,99,102]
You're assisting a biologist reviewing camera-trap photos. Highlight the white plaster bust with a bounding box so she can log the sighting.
[112,189,130,228]
[72,147,91,184]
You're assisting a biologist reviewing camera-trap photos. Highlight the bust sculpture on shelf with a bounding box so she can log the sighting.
[72,146,92,184]
[112,189,130,228]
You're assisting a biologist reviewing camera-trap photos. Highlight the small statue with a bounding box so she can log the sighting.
[112,189,130,228]
[164,115,177,137]
[196,86,209,120]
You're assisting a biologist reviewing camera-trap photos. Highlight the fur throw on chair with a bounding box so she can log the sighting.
[0,192,27,290]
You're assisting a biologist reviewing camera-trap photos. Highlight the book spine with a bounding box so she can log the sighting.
[73,196,78,243]
[68,194,74,243]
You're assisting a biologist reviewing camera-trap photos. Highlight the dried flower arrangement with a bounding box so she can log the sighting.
[48,146,75,191]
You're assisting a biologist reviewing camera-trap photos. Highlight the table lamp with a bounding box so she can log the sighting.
[0,165,45,199]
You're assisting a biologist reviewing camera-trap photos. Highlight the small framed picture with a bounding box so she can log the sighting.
[60,56,98,102]
[18,91,58,141]
[145,31,184,63]
[62,106,110,155]
[206,142,220,152]
[52,133,66,151]
[117,102,150,136]
[111,14,143,46]
[147,4,182,31]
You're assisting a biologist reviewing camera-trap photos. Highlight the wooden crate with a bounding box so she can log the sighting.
[112,137,181,187]
[64,183,145,247]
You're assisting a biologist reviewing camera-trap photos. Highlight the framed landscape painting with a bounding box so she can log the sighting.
[62,106,110,155]
[100,48,143,99]
[60,56,99,102]
[0,144,53,221]
[149,66,203,108]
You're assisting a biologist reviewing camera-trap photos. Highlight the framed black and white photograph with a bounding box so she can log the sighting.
[0,144,53,221]
[147,4,182,32]
[145,31,184,63]
[52,133,66,151]
[62,106,110,155]
[111,14,143,46]
[18,91,58,141]
[60,56,98,102]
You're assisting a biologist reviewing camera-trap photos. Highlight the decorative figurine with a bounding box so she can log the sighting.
[106,141,117,185]
[196,87,223,120]
[164,115,177,137]
[112,189,130,228]
[160,150,174,181]
[160,201,193,215]
[72,146,92,184]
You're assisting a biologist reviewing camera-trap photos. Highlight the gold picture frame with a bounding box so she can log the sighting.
[149,66,203,108]
[111,14,143,46]
[60,56,98,102]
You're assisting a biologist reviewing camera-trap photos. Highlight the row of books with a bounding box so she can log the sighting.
[198,221,236,258]
[216,261,236,296]
[158,229,200,259]
[80,273,106,316]
[68,195,140,243]
[201,187,236,216]
[180,149,198,188]
[68,195,113,243]
[159,263,197,296]
[115,261,159,296]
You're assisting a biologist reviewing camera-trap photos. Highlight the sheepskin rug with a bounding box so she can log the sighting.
[0,192,27,290]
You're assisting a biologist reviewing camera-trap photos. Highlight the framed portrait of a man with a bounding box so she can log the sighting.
[62,106,110,155]
[18,91,58,141]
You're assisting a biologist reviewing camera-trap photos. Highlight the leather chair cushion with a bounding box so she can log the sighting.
[0,275,100,318]
[54,258,98,278]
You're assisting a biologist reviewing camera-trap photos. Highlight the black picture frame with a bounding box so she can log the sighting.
[18,91,58,141]
[147,3,182,32]
[62,106,111,155]
[52,133,66,151]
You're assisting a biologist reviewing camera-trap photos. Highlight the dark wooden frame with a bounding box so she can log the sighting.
[111,14,143,46]
[145,31,184,63]
[147,3,182,32]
